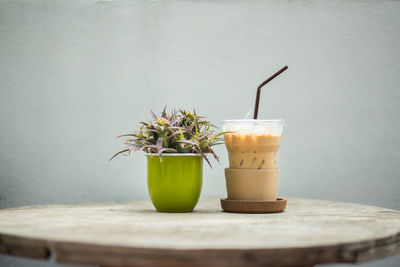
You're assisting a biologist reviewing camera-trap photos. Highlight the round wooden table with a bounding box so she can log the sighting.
[0,198,399,267]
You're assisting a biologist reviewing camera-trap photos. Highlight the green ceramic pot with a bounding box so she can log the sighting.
[146,154,203,212]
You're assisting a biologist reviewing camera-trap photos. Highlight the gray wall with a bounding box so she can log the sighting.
[1,0,399,266]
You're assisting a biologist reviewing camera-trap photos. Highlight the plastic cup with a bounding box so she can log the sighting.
[222,119,285,201]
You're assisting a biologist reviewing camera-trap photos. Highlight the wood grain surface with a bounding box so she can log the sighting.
[0,198,400,267]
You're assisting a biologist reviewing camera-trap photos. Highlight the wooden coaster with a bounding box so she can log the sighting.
[220,197,287,213]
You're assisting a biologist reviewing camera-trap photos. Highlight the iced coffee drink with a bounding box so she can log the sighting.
[223,120,285,201]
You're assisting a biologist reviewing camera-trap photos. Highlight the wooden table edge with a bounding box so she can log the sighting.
[1,231,400,267]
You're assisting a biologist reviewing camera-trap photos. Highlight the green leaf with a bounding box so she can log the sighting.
[109,149,130,161]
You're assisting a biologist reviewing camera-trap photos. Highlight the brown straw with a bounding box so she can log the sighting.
[253,65,288,119]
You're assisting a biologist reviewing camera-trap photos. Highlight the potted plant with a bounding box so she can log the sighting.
[111,107,224,212]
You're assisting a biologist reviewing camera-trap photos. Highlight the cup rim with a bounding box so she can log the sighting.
[222,119,285,126]
[145,153,203,157]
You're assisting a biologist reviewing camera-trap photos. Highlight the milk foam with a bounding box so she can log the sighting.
[222,120,284,136]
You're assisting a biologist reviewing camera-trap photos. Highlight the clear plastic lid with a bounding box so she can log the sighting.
[222,119,285,136]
